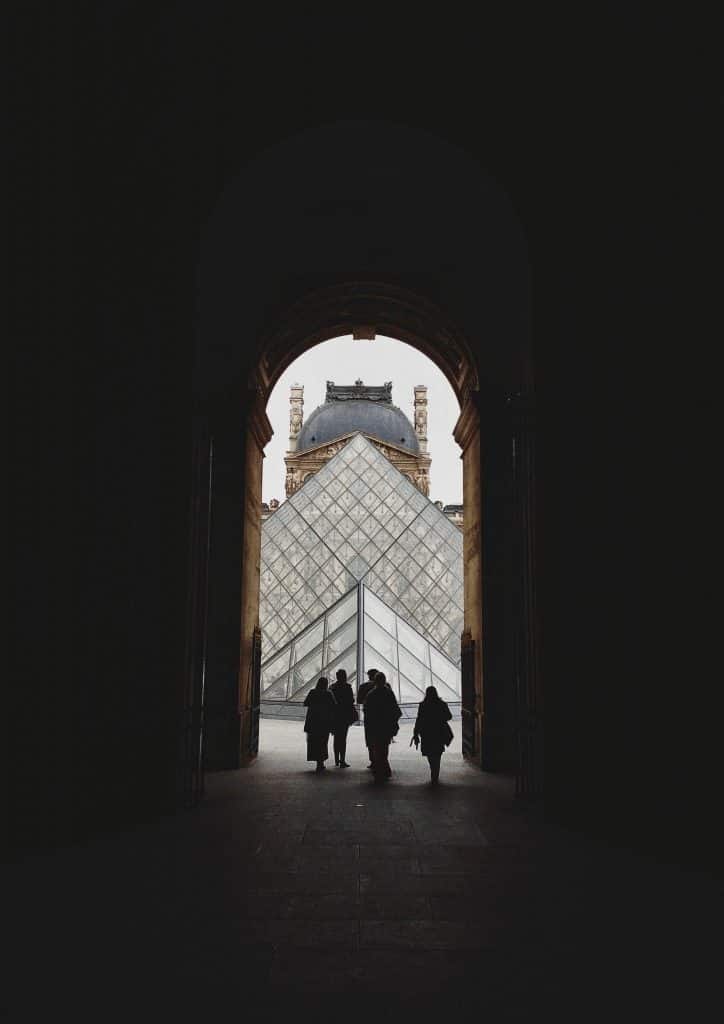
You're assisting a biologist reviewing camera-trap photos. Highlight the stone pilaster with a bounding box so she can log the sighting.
[237,392,273,763]
[453,392,483,762]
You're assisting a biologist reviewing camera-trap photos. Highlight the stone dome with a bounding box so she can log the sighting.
[297,399,419,454]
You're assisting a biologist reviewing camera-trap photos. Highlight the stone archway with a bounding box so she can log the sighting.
[236,282,486,766]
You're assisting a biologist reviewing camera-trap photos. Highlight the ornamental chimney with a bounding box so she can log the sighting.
[413,385,428,454]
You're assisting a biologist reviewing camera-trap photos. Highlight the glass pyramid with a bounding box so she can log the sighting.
[260,583,461,718]
[260,432,464,711]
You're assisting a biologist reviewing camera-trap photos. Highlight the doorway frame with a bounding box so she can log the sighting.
[236,282,486,764]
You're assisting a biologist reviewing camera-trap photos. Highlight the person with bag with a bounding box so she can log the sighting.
[303,677,337,772]
[329,667,356,767]
[412,685,453,785]
[362,671,402,782]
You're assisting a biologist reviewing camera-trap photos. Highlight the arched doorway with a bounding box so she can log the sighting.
[244,286,480,751]
[189,122,540,802]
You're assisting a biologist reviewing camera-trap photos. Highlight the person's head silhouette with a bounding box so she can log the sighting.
[336,668,347,683]
[316,676,329,691]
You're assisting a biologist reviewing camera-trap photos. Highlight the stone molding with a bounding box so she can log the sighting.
[245,391,273,453]
[453,391,482,454]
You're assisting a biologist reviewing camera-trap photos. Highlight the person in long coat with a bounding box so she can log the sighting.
[357,668,378,769]
[362,671,402,782]
[412,685,453,784]
[329,668,356,767]
[303,677,337,772]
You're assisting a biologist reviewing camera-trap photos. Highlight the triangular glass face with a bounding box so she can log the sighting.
[259,588,358,708]
[260,432,463,672]
[360,584,460,708]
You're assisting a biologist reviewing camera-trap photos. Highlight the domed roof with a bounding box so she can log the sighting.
[297,399,419,454]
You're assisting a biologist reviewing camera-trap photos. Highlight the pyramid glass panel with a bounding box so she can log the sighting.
[326,616,357,662]
[292,619,325,663]
[364,588,396,633]
[399,674,428,704]
[431,673,460,704]
[364,615,398,667]
[363,642,399,691]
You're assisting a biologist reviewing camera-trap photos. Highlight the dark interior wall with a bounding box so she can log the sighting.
[10,8,719,867]
[196,121,530,404]
[203,420,245,771]
[531,126,720,864]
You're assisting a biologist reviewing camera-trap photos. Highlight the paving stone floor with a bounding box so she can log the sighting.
[4,720,721,1020]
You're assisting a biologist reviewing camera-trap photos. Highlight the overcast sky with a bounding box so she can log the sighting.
[263,335,462,505]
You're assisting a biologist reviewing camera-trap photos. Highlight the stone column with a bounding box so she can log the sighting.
[202,389,272,771]
[238,390,273,762]
[201,399,246,771]
[288,383,304,452]
[454,392,483,761]
[454,387,540,784]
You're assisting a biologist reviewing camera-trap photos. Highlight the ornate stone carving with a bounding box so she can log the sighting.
[326,380,392,404]
[285,466,302,496]
[288,383,304,452]
[414,385,429,454]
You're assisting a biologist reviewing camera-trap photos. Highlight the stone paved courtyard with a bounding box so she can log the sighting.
[4,720,720,1019]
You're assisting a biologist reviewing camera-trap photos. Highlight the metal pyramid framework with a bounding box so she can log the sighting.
[260,432,463,709]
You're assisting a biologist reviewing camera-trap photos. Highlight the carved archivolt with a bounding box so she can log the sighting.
[259,282,479,405]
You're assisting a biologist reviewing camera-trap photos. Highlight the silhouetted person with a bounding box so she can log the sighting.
[357,668,378,769]
[329,668,356,767]
[412,685,453,785]
[363,671,402,782]
[303,677,337,772]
